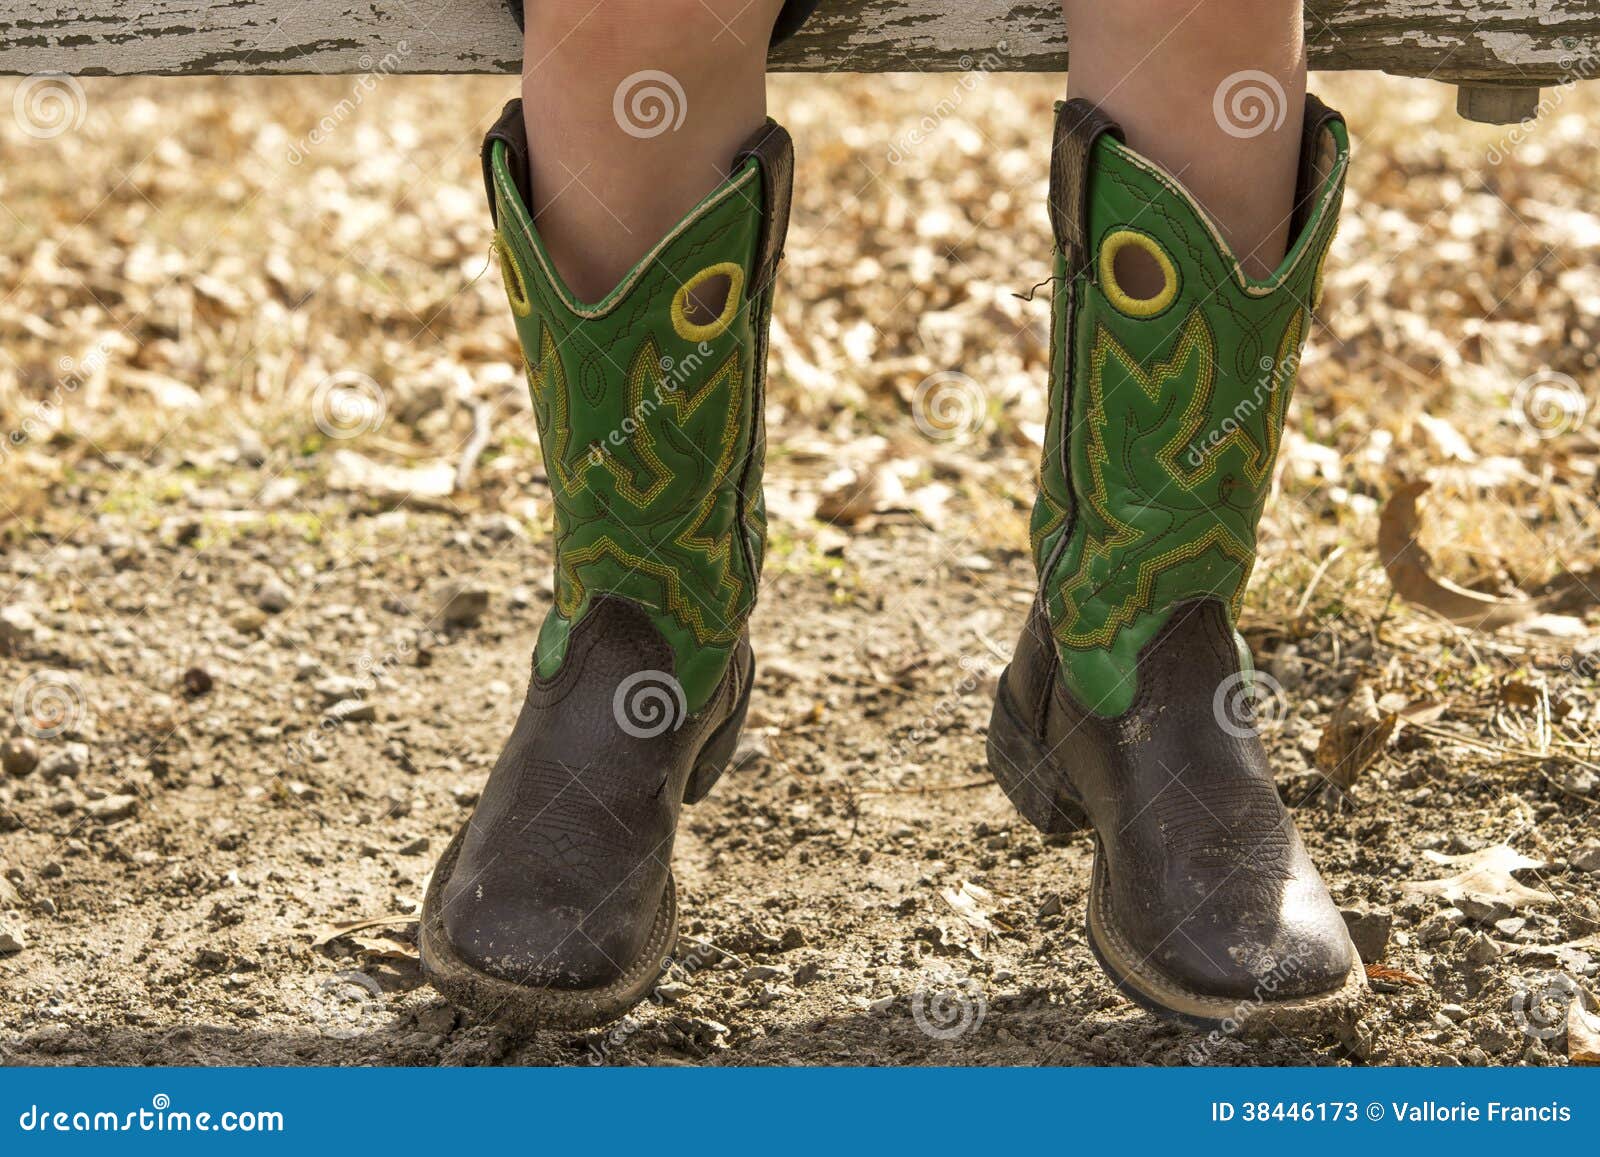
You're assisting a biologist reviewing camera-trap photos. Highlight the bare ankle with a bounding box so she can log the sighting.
[518,0,784,302]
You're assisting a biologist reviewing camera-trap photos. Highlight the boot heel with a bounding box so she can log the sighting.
[987,670,1091,835]
[682,658,755,805]
[683,758,726,805]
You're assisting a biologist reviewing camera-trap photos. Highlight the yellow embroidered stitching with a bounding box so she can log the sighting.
[522,322,748,645]
[671,262,745,343]
[1098,229,1179,318]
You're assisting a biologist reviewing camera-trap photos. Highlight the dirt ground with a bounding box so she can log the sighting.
[1,71,1597,1067]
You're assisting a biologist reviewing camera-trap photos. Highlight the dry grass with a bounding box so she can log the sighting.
[1,69,1598,714]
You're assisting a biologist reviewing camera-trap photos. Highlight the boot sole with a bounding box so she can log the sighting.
[419,664,753,1034]
[988,669,1367,1031]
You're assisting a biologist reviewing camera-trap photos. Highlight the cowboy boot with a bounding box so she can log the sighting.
[988,97,1366,1025]
[421,100,793,1030]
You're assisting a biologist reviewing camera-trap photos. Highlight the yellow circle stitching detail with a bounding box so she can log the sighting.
[496,233,532,318]
[1098,230,1178,318]
[671,262,745,342]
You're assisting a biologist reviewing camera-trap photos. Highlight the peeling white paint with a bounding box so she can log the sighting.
[1479,29,1595,66]
[0,0,1595,78]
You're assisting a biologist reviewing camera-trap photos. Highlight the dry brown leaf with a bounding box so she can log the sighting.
[342,932,418,961]
[1315,684,1397,788]
[1499,678,1546,710]
[938,880,1009,939]
[816,463,905,528]
[1364,963,1427,990]
[1397,699,1449,726]
[1404,845,1553,912]
[1377,479,1535,629]
[311,914,414,949]
[1570,989,1600,1065]
[326,449,456,503]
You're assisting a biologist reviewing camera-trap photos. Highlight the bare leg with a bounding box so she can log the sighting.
[520,0,785,303]
[1064,0,1306,280]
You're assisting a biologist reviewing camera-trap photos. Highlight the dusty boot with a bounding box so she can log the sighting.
[421,100,792,1030]
[988,97,1365,1026]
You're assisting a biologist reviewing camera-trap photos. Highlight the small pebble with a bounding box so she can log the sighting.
[432,583,490,630]
[326,699,376,724]
[1340,905,1393,962]
[1463,931,1500,967]
[38,742,88,780]
[84,794,139,823]
[256,578,292,614]
[1,736,39,777]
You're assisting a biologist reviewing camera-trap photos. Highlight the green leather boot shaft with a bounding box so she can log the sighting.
[1033,108,1349,716]
[488,141,775,711]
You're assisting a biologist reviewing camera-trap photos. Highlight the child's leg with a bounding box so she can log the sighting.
[520,0,786,301]
[988,0,1363,1024]
[422,0,803,1030]
[1064,0,1306,278]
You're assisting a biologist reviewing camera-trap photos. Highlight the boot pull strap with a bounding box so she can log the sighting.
[482,99,533,227]
[732,119,795,300]
[1048,99,1124,277]
[1288,94,1345,243]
